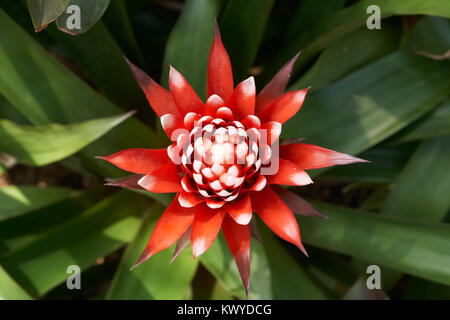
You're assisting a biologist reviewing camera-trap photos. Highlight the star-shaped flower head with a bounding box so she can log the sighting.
[98,22,366,296]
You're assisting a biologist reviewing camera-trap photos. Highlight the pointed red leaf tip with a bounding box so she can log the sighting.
[222,214,251,297]
[170,225,192,264]
[271,185,328,220]
[125,58,179,117]
[280,143,369,170]
[178,190,203,208]
[256,51,301,113]
[257,88,310,124]
[160,113,184,140]
[251,186,308,256]
[138,162,182,193]
[169,65,204,116]
[266,159,313,186]
[96,148,169,174]
[207,20,234,102]
[260,121,282,145]
[227,76,256,120]
[105,174,145,191]
[225,193,252,225]
[131,196,195,270]
[204,94,225,115]
[191,203,226,259]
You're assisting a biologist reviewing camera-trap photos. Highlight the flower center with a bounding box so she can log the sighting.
[170,114,267,206]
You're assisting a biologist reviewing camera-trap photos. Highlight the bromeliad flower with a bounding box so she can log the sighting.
[98,23,366,295]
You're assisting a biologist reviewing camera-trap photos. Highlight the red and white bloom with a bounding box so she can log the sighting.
[99,23,366,295]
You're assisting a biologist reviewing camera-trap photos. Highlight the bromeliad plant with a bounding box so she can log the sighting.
[98,23,366,294]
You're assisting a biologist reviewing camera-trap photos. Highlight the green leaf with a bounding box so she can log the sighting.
[47,22,151,119]
[256,219,327,299]
[387,16,450,143]
[262,0,450,81]
[300,201,450,286]
[383,136,450,222]
[0,112,134,166]
[284,0,346,45]
[0,185,73,223]
[290,21,401,92]
[107,204,197,300]
[0,190,146,297]
[322,143,416,183]
[344,136,450,296]
[392,99,450,143]
[282,52,450,156]
[0,265,32,300]
[0,95,29,125]
[26,0,70,32]
[200,233,272,300]
[0,9,159,177]
[102,0,145,67]
[381,136,450,290]
[0,188,108,253]
[403,16,450,58]
[56,0,110,35]
[402,277,450,300]
[161,0,224,99]
[219,0,275,81]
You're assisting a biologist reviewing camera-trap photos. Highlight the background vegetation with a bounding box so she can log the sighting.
[0,0,449,300]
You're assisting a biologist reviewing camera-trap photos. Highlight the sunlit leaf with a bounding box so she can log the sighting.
[47,22,151,119]
[0,112,134,166]
[0,9,159,177]
[0,186,73,223]
[392,99,450,143]
[283,52,450,156]
[0,265,32,300]
[0,191,146,297]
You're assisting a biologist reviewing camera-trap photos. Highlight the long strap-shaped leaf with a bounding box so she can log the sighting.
[343,136,450,298]
[0,265,32,300]
[256,219,327,299]
[392,98,450,143]
[219,0,275,81]
[106,203,198,300]
[0,186,73,223]
[0,112,134,166]
[0,9,159,177]
[0,191,147,297]
[301,200,450,287]
[200,233,273,300]
[161,0,224,99]
[262,0,450,82]
[283,52,450,156]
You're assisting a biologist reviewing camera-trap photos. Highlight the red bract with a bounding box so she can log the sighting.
[98,23,366,296]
